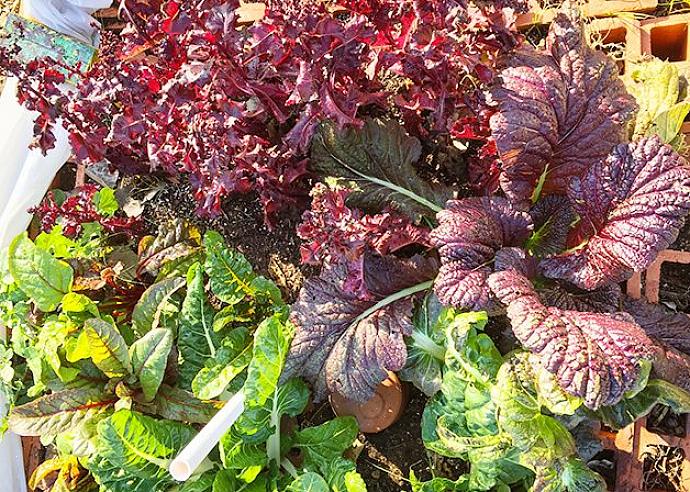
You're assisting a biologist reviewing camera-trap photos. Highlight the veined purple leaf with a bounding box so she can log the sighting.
[528,196,575,257]
[538,282,621,313]
[283,253,438,402]
[488,269,654,409]
[623,296,690,354]
[489,14,636,204]
[541,137,690,290]
[495,247,539,278]
[430,197,532,310]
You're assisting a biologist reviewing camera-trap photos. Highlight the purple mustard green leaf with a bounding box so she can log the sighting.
[538,281,621,313]
[540,136,690,290]
[623,296,690,354]
[494,247,539,278]
[489,14,636,204]
[527,196,575,257]
[283,253,437,402]
[488,269,655,409]
[430,197,532,310]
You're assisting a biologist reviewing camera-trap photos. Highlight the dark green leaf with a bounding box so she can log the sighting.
[130,328,173,402]
[310,118,453,219]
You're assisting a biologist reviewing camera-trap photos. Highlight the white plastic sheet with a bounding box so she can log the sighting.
[0,2,110,490]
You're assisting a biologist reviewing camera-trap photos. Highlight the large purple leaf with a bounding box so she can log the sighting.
[623,296,690,354]
[283,253,437,402]
[538,281,621,313]
[528,196,575,257]
[430,197,532,310]
[489,14,636,204]
[541,137,690,290]
[488,269,654,409]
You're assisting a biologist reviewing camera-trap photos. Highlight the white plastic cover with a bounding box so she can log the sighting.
[0,1,110,490]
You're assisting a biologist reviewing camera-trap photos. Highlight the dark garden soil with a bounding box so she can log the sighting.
[138,178,314,302]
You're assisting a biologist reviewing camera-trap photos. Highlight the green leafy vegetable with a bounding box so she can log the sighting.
[131,277,185,337]
[129,328,173,402]
[9,233,73,312]
[310,118,453,219]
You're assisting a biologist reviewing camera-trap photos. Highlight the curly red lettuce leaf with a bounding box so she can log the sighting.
[430,197,532,310]
[283,253,438,402]
[297,183,430,298]
[540,137,690,290]
[489,14,636,204]
[488,269,654,409]
[32,185,141,238]
[623,296,690,355]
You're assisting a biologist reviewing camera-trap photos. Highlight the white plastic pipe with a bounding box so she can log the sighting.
[170,390,246,482]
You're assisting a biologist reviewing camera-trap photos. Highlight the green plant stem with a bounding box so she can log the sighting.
[351,281,434,328]
[281,458,299,479]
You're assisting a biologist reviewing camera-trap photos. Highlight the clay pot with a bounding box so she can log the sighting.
[329,372,407,433]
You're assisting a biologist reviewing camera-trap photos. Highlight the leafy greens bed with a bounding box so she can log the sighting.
[4,1,690,492]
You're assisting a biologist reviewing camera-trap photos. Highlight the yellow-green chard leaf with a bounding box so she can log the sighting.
[191,327,253,400]
[244,312,293,408]
[95,410,196,483]
[204,230,282,307]
[8,232,73,312]
[131,277,185,337]
[178,262,221,390]
[625,59,690,147]
[129,328,173,402]
[71,318,132,378]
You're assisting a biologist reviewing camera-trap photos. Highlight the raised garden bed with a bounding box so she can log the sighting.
[5,1,690,492]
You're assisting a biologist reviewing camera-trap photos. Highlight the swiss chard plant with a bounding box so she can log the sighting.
[0,220,366,492]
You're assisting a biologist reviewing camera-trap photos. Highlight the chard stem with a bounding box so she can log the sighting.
[411,330,446,361]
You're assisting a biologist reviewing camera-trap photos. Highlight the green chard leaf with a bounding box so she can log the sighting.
[400,293,447,397]
[244,312,293,408]
[310,118,453,219]
[96,410,196,482]
[295,417,359,471]
[410,470,468,492]
[178,263,222,389]
[204,231,265,306]
[233,378,309,444]
[131,277,185,337]
[8,233,73,312]
[192,327,253,400]
[8,386,115,437]
[72,318,132,378]
[288,473,330,492]
[87,452,170,492]
[129,328,173,402]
